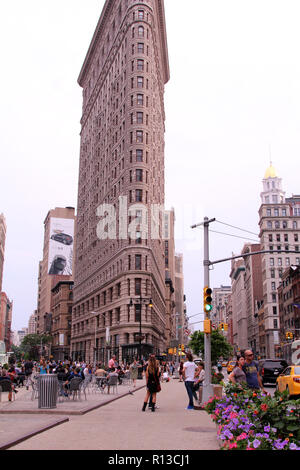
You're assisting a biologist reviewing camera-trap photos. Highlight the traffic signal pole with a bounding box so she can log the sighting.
[191,217,215,404]
[202,217,214,403]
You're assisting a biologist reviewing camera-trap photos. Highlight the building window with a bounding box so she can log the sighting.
[278,258,282,266]
[267,221,272,229]
[137,43,144,53]
[270,269,275,278]
[136,149,143,162]
[271,282,276,291]
[267,208,271,216]
[275,221,280,229]
[137,59,144,71]
[137,93,144,105]
[282,221,287,228]
[135,189,143,202]
[270,258,274,266]
[135,254,142,270]
[286,257,290,266]
[137,76,144,88]
[138,26,144,38]
[135,278,142,295]
[282,208,286,216]
[294,234,299,242]
[136,130,143,142]
[268,234,273,242]
[136,169,143,182]
[137,112,143,124]
[293,221,298,229]
[274,208,279,216]
[138,10,144,19]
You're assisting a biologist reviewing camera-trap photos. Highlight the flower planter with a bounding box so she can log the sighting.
[213,385,223,398]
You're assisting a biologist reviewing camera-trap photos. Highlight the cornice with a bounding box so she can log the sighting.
[78,0,114,86]
[78,0,169,87]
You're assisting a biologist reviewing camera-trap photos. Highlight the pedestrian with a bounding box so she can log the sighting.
[192,361,205,403]
[242,349,266,393]
[182,352,199,410]
[142,354,161,412]
[108,355,118,371]
[130,358,139,387]
[228,356,247,386]
[178,361,184,382]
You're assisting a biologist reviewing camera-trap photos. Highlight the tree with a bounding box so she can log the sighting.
[20,334,52,360]
[188,330,233,365]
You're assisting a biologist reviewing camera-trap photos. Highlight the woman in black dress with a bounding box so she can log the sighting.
[142,355,160,412]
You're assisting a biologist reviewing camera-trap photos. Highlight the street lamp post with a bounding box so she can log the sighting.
[91,311,109,366]
[129,296,153,361]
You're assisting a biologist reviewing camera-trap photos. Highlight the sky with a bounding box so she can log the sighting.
[1,0,300,332]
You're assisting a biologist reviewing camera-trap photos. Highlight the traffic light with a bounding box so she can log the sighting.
[219,322,224,331]
[224,323,228,331]
[203,286,213,313]
[286,332,293,340]
[204,319,212,334]
[178,344,182,351]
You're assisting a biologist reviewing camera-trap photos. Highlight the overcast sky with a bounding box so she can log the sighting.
[1,0,300,332]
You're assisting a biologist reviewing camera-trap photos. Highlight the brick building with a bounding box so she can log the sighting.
[71,0,170,363]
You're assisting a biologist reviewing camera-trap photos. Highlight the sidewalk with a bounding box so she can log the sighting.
[2,379,219,451]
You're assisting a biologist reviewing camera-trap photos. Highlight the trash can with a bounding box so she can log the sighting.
[37,374,58,409]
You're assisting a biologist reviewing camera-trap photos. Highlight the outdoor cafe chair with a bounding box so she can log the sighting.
[106,375,118,394]
[68,377,82,400]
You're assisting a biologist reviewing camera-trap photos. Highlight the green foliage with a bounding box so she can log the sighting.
[19,334,52,360]
[188,330,233,364]
[205,381,300,450]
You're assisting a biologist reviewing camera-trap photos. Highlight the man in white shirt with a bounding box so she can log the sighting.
[182,353,200,409]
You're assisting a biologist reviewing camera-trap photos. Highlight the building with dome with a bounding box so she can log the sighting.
[258,163,300,357]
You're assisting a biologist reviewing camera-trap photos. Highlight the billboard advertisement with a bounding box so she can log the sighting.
[48,217,74,275]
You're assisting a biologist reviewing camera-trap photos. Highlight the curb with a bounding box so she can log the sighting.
[0,417,69,450]
[0,385,146,416]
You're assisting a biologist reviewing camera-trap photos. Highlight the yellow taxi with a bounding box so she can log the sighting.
[276,365,300,397]
[227,360,236,374]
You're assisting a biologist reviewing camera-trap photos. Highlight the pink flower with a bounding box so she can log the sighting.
[236,433,248,441]
[229,442,237,449]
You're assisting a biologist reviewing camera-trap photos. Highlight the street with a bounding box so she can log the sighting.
[7,378,219,451]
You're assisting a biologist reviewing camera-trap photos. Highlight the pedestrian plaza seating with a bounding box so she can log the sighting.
[106,375,118,394]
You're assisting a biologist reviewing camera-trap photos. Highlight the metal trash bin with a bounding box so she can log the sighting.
[37,374,58,409]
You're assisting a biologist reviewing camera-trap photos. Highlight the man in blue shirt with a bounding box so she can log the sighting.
[243,350,266,393]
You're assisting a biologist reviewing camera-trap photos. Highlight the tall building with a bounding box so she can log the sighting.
[37,207,76,334]
[72,0,170,363]
[211,285,231,327]
[164,209,176,347]
[28,312,37,335]
[241,243,263,356]
[51,280,74,362]
[174,253,185,345]
[0,292,13,351]
[0,214,7,293]
[230,258,247,353]
[258,163,300,357]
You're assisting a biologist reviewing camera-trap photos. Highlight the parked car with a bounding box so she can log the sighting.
[51,233,73,245]
[227,360,236,374]
[276,365,300,397]
[259,359,289,385]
